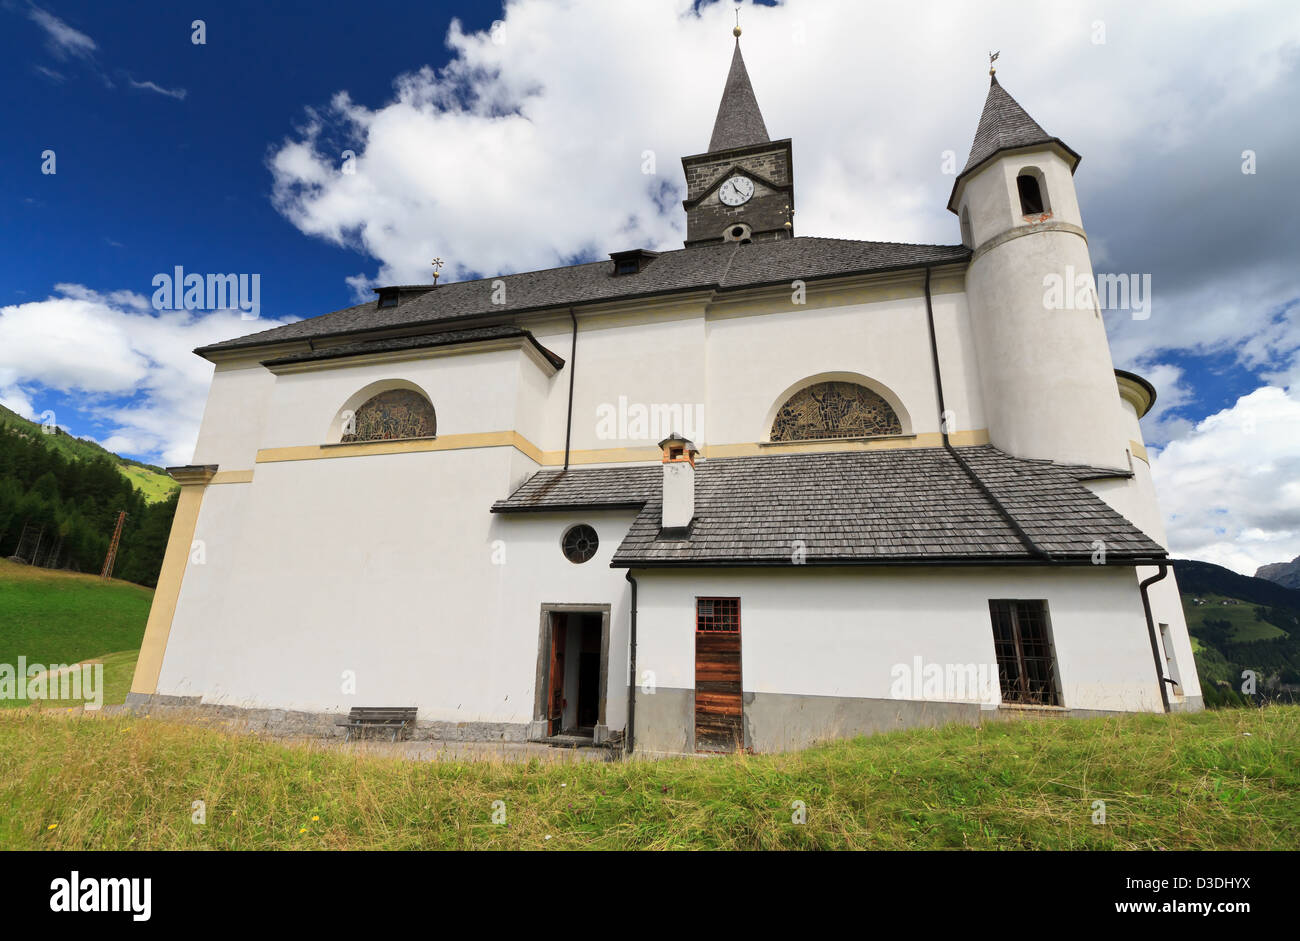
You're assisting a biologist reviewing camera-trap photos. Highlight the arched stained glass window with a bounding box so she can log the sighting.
[770,382,902,442]
[340,389,436,443]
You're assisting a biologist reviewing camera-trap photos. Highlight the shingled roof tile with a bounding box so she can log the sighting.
[491,445,1164,565]
[195,237,970,357]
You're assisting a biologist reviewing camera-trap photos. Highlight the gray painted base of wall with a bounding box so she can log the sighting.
[634,687,982,754]
[1169,696,1205,714]
[634,687,696,754]
[122,694,533,742]
[633,687,1200,755]
[743,690,982,753]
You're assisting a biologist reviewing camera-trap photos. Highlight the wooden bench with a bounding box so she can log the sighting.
[335,706,418,742]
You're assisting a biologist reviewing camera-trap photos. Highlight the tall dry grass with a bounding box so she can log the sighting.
[2,705,1296,850]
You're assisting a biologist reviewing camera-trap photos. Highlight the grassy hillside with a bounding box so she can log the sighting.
[1173,559,1300,702]
[1,706,1294,850]
[0,403,176,503]
[0,559,151,708]
[1183,592,1289,642]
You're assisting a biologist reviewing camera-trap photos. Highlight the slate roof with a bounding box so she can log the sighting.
[708,41,770,152]
[948,76,1081,212]
[259,325,565,370]
[196,237,970,357]
[491,446,1164,566]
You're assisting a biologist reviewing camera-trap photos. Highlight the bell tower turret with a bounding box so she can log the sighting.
[951,71,1127,470]
[681,30,794,247]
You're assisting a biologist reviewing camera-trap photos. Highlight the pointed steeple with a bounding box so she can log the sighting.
[707,39,770,153]
[959,75,1076,177]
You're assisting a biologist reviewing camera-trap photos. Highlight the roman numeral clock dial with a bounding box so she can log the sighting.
[718,175,754,206]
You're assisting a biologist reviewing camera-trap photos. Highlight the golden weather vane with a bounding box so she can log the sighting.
[431,257,444,285]
[989,50,1000,76]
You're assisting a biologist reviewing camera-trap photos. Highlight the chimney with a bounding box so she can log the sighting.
[658,434,698,534]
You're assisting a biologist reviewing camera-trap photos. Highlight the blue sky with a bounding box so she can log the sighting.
[1,0,500,322]
[1,0,1298,573]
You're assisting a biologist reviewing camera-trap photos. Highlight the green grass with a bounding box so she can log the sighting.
[1,706,1295,850]
[1183,593,1289,642]
[116,463,178,503]
[0,559,151,708]
[96,649,140,708]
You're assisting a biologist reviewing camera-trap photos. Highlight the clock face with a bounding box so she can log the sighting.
[718,175,755,206]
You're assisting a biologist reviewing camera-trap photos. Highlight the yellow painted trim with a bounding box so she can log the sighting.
[542,445,663,465]
[210,469,254,484]
[256,430,543,464]
[129,482,208,696]
[704,429,988,458]
[253,428,991,467]
[1129,439,1149,464]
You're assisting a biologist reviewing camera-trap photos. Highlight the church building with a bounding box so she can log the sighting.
[129,34,1201,753]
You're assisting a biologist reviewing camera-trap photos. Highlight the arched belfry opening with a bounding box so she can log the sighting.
[1016,169,1049,216]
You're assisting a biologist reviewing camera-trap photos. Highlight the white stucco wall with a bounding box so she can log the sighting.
[155,446,636,727]
[191,361,275,468]
[960,146,1131,470]
[634,565,1166,714]
[1086,397,1201,706]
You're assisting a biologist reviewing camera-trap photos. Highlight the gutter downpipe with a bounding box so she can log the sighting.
[625,570,638,755]
[922,266,1048,560]
[1139,563,1173,713]
[563,308,577,471]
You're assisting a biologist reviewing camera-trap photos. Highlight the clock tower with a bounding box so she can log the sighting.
[681,32,794,247]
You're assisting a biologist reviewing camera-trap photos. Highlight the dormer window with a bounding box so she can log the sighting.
[609,248,660,276]
[377,288,399,309]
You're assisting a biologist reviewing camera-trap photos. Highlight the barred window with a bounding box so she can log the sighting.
[696,597,740,633]
[989,599,1059,706]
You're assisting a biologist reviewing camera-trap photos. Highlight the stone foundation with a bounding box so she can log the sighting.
[122,693,534,742]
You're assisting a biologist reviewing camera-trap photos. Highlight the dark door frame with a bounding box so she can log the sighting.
[532,603,610,740]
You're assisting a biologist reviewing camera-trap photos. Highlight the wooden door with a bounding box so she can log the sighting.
[694,598,742,752]
[547,614,567,735]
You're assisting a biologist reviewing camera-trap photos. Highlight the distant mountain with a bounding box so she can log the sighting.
[1255,555,1300,591]
[1171,558,1300,705]
[0,404,176,503]
[1173,558,1300,610]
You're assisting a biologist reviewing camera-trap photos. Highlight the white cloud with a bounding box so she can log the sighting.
[267,0,1300,307]
[1136,362,1196,447]
[127,77,187,100]
[1151,385,1300,576]
[28,6,96,61]
[0,285,294,466]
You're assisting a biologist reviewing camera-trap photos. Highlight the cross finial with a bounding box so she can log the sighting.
[431,257,444,284]
[988,50,1000,76]
[733,6,741,38]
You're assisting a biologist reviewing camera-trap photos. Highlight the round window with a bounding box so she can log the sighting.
[562,524,599,564]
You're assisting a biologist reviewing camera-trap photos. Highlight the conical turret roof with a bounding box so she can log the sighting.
[948,74,1080,211]
[961,75,1060,173]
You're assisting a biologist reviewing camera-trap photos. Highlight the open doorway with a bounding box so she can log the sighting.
[536,605,609,741]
